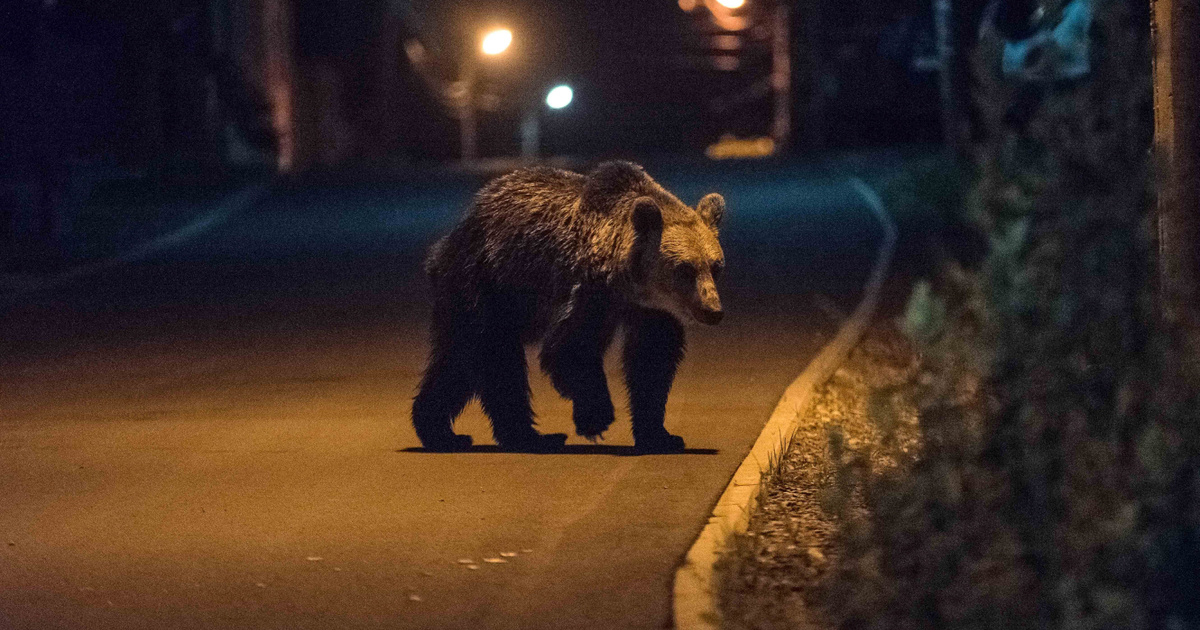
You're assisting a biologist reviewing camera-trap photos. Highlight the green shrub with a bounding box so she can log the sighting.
[823,2,1200,628]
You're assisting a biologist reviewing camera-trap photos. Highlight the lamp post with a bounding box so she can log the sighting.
[769,2,790,148]
[460,27,512,165]
[521,84,573,161]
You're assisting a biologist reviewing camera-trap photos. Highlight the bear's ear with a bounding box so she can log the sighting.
[697,193,725,228]
[632,197,663,235]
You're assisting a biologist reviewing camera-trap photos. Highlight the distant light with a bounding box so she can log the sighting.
[706,135,775,160]
[481,29,512,55]
[678,0,698,11]
[716,0,745,8]
[403,39,426,64]
[546,85,573,109]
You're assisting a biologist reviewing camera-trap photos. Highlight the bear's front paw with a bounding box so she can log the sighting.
[499,432,568,453]
[573,401,615,440]
[421,433,474,452]
[634,431,686,454]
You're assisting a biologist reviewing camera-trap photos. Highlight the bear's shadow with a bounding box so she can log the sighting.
[398,445,719,456]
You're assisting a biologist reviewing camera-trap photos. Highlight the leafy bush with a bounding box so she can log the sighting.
[821,2,1200,628]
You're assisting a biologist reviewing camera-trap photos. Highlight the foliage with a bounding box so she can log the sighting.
[821,1,1200,628]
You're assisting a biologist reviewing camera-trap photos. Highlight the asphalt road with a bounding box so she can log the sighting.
[0,157,893,629]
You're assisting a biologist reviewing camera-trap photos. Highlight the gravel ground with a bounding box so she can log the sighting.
[716,321,919,630]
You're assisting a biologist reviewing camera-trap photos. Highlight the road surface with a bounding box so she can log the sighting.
[0,158,895,629]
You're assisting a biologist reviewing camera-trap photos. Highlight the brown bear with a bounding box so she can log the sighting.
[412,161,725,453]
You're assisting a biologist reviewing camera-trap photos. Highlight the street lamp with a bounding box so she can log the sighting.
[715,0,745,8]
[522,84,575,160]
[545,85,573,109]
[481,28,512,55]
[460,27,512,164]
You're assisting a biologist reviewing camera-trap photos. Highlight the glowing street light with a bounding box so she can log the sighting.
[461,27,514,164]
[481,28,513,55]
[522,84,574,160]
[715,0,745,8]
[545,85,573,109]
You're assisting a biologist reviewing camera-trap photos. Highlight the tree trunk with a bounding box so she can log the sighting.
[1153,0,1200,341]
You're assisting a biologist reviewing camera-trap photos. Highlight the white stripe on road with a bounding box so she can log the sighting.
[1,183,269,298]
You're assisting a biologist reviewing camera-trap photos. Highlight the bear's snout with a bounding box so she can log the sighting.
[694,281,723,325]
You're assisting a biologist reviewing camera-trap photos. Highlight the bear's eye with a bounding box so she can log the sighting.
[674,263,698,283]
[710,261,724,280]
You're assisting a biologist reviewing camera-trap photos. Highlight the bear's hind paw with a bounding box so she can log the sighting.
[573,407,615,441]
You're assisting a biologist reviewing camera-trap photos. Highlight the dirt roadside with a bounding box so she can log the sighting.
[715,320,919,630]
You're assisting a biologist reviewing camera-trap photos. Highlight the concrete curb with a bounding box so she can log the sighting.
[672,177,897,629]
[0,182,270,298]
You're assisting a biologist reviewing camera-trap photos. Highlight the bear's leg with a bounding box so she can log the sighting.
[623,308,687,454]
[541,334,616,441]
[412,322,475,452]
[540,297,619,440]
[477,319,567,453]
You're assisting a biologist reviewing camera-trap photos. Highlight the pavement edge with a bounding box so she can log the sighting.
[672,177,898,629]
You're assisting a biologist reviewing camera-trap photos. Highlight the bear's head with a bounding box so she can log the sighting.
[629,192,726,325]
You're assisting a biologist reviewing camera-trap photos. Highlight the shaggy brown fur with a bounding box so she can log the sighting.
[413,161,725,453]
